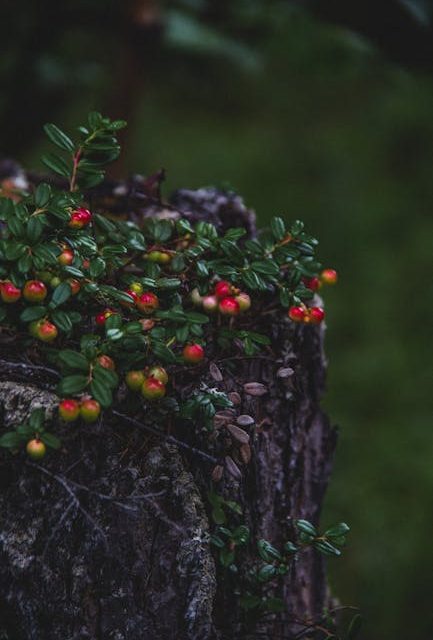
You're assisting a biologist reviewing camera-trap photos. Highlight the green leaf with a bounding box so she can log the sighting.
[51,310,73,332]
[257,564,278,583]
[251,260,280,276]
[29,408,45,430]
[110,119,128,130]
[0,431,23,449]
[44,123,75,152]
[314,540,341,557]
[296,519,317,537]
[42,153,71,178]
[93,364,119,389]
[284,541,298,554]
[257,540,282,562]
[151,341,177,364]
[185,311,209,324]
[242,270,267,291]
[20,306,46,322]
[63,266,84,278]
[40,432,61,450]
[57,350,89,371]
[291,220,304,236]
[34,183,52,208]
[176,324,189,343]
[57,375,89,396]
[219,548,235,568]
[89,377,113,408]
[4,241,26,260]
[157,278,181,290]
[33,243,59,264]
[324,522,350,539]
[26,217,44,245]
[89,257,106,278]
[105,313,122,331]
[7,216,25,237]
[212,507,226,525]
[50,282,72,308]
[270,217,286,241]
[17,253,33,274]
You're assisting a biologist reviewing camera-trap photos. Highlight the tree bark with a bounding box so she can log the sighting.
[0,181,337,640]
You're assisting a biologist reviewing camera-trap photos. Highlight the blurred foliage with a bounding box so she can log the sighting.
[2,2,433,639]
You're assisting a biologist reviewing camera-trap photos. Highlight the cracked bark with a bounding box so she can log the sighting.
[0,178,337,640]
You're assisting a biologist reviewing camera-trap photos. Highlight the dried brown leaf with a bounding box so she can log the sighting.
[243,382,268,396]
[226,423,250,444]
[225,455,242,480]
[209,362,223,382]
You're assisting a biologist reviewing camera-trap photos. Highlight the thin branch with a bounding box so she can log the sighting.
[111,409,220,465]
[29,463,108,549]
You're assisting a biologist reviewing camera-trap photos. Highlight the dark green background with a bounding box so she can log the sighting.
[2,3,433,638]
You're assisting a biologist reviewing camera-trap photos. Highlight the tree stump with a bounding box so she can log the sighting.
[0,179,337,640]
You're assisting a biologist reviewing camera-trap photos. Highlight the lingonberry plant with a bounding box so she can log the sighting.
[0,114,352,635]
[0,112,337,454]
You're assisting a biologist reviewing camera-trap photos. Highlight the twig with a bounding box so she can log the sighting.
[42,500,76,559]
[111,409,219,465]
[29,463,108,549]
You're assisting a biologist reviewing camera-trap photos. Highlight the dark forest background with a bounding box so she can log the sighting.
[2,2,433,638]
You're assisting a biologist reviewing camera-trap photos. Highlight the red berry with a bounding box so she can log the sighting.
[97,355,115,370]
[80,399,101,423]
[59,399,80,422]
[303,276,320,291]
[141,377,166,400]
[219,296,240,316]
[136,292,159,315]
[26,439,46,460]
[309,307,325,324]
[148,365,168,385]
[215,281,232,299]
[321,268,338,285]
[68,207,92,229]
[202,295,218,312]
[235,292,251,312]
[68,279,81,295]
[58,249,74,266]
[126,370,146,391]
[0,281,21,303]
[23,280,47,303]
[36,321,58,342]
[95,309,115,326]
[288,306,306,323]
[183,343,204,364]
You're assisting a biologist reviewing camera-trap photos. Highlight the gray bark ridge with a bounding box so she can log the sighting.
[0,384,215,640]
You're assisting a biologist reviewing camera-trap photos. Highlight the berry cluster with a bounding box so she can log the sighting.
[287,268,338,325]
[126,365,168,400]
[191,280,251,316]
[59,398,101,424]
